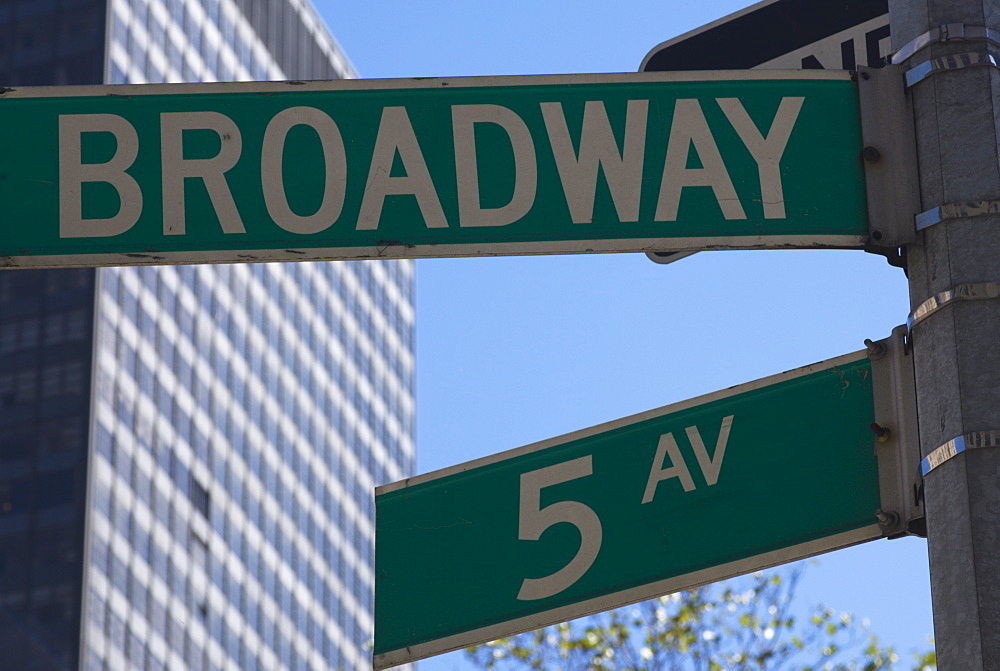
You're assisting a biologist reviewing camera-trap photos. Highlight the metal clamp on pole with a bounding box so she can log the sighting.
[905,52,999,87]
[907,282,1000,331]
[892,24,1000,63]
[915,200,1000,230]
[920,430,1000,476]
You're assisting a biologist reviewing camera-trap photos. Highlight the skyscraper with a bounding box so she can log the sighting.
[0,2,416,670]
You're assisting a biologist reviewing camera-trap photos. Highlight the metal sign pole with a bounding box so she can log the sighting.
[888,0,1000,665]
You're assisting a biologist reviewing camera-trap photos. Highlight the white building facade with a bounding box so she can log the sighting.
[0,2,415,670]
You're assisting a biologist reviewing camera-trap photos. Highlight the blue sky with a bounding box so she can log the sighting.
[311,2,935,668]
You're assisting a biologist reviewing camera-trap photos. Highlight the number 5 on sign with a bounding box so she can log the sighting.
[517,456,603,600]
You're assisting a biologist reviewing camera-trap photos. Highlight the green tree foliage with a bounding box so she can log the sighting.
[465,569,936,671]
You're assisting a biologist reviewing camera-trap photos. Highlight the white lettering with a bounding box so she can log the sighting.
[655,98,745,222]
[517,456,602,601]
[717,97,803,219]
[58,114,142,238]
[161,111,244,235]
[357,106,447,230]
[453,104,537,228]
[261,106,347,234]
[641,433,695,503]
[685,415,733,486]
[541,100,647,224]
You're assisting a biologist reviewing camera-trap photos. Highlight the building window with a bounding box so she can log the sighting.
[190,476,210,518]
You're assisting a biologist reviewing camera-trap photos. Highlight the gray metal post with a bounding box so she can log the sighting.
[888,0,1000,665]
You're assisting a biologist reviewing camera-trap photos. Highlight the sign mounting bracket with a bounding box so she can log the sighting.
[857,65,921,270]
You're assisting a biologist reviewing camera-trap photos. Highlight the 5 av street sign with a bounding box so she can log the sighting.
[0,71,867,268]
[373,331,921,669]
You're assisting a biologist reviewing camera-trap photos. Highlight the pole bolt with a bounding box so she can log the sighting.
[870,422,891,443]
[864,338,886,359]
[863,146,882,163]
[875,508,899,529]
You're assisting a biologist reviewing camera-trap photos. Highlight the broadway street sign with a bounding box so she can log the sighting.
[373,329,922,669]
[0,71,867,268]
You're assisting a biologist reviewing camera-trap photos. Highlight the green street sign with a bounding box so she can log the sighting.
[374,332,921,670]
[0,71,866,268]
